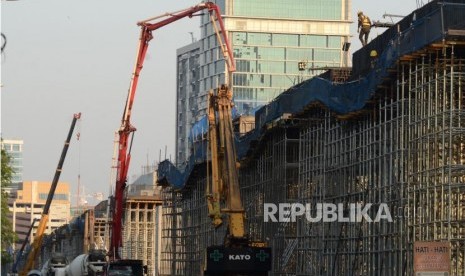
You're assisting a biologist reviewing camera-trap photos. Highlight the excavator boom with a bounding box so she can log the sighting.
[207,85,245,242]
[205,86,272,275]
[110,0,235,264]
[110,2,269,274]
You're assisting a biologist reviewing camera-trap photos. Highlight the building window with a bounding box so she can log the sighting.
[233,0,342,20]
[39,193,69,201]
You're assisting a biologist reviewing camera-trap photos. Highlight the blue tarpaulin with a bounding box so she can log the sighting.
[157,1,463,189]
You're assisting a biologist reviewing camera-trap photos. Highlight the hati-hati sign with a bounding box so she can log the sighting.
[414,241,450,276]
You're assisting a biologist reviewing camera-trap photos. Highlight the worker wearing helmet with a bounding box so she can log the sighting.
[357,11,371,46]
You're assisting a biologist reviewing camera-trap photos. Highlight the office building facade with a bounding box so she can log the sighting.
[176,0,351,163]
[176,41,201,164]
[1,139,24,186]
[8,181,71,249]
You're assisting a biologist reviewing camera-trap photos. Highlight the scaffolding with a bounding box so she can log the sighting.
[160,42,464,275]
[401,45,465,275]
[159,168,227,276]
[122,196,163,276]
[38,209,99,269]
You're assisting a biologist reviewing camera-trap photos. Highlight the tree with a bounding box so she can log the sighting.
[1,148,16,265]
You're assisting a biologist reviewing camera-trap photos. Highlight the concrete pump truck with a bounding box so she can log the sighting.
[112,2,271,275]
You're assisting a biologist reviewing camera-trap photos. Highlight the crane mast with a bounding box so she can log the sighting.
[207,85,246,243]
[205,82,272,276]
[19,113,81,276]
[111,2,270,274]
[110,1,235,261]
[12,219,37,274]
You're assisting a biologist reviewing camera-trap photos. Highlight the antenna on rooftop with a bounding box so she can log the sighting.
[189,32,196,42]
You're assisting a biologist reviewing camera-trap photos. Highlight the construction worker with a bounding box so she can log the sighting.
[357,11,371,46]
[370,50,378,69]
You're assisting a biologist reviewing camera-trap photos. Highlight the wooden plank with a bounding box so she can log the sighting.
[447,29,465,36]
[399,55,415,61]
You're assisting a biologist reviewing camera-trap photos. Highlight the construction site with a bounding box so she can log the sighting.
[12,1,464,276]
[157,1,465,275]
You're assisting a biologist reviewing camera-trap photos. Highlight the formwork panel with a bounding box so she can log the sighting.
[122,198,162,276]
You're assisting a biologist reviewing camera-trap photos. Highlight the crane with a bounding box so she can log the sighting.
[113,2,269,274]
[19,113,81,276]
[204,85,271,275]
[11,219,38,274]
[207,85,245,240]
[109,1,234,273]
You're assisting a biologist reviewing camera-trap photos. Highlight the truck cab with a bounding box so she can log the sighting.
[105,260,146,276]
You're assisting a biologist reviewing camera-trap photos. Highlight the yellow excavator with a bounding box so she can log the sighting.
[205,86,271,275]
[112,2,270,274]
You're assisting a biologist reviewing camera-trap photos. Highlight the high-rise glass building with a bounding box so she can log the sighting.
[176,41,201,164]
[1,139,24,185]
[176,0,351,163]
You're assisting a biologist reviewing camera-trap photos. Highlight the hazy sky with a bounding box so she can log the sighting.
[1,0,418,205]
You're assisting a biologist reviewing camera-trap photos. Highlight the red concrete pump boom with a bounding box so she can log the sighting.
[110,2,235,260]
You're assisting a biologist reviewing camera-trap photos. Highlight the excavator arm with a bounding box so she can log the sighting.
[204,61,271,276]
[207,85,246,243]
[110,2,268,274]
[110,1,235,260]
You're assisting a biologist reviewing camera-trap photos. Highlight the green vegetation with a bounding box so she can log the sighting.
[1,148,16,264]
